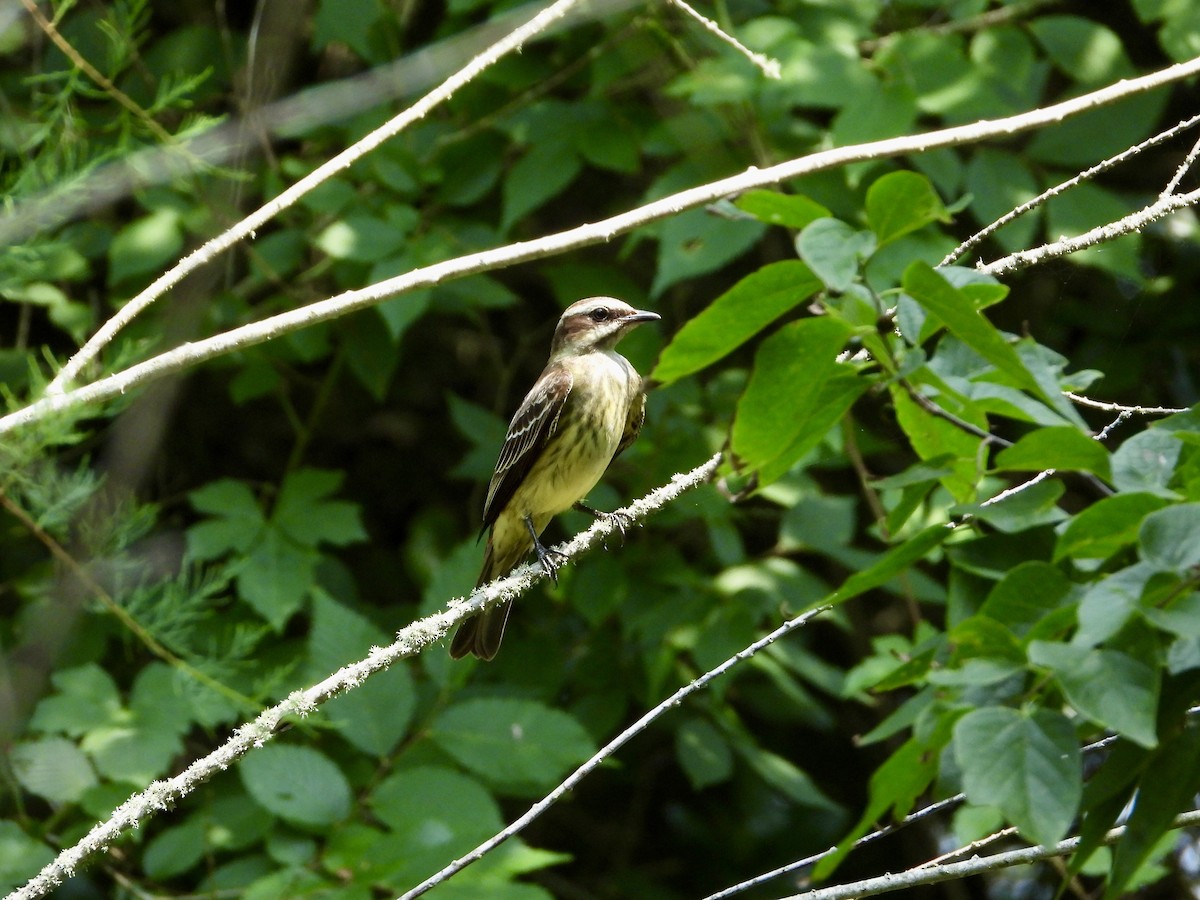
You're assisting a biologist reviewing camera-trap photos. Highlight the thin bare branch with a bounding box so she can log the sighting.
[665,0,781,79]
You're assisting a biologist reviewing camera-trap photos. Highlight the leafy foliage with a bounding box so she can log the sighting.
[3,1,1200,899]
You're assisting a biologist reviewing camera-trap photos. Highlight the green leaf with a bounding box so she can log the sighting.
[501,142,581,230]
[953,706,1081,846]
[865,171,949,247]
[796,218,874,292]
[964,149,1040,252]
[890,384,984,503]
[903,262,1041,397]
[651,208,766,297]
[1055,493,1169,562]
[236,528,318,630]
[1111,429,1182,496]
[735,190,829,229]
[980,561,1073,638]
[82,724,183,784]
[757,373,869,485]
[1029,642,1159,747]
[826,524,951,608]
[652,261,823,384]
[11,737,97,804]
[1139,503,1200,571]
[994,426,1112,480]
[675,718,733,790]
[108,208,184,285]
[187,480,265,559]
[239,745,352,828]
[731,317,854,473]
[273,468,367,548]
[326,668,415,757]
[1106,724,1200,898]
[0,822,54,893]
[314,213,411,262]
[1029,16,1134,85]
[28,664,123,737]
[143,818,207,880]
[430,699,596,796]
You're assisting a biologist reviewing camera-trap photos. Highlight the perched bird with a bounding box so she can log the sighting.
[450,297,660,661]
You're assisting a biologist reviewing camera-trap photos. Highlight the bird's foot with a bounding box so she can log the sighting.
[573,501,632,548]
[533,539,570,585]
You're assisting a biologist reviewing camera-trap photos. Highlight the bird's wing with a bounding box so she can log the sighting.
[481,363,573,531]
[614,380,646,460]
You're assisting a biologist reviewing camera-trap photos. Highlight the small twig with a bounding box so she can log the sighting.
[860,0,1056,54]
[978,468,1056,508]
[900,379,1011,446]
[914,826,1018,868]
[1161,131,1200,198]
[664,0,781,79]
[1064,393,1187,415]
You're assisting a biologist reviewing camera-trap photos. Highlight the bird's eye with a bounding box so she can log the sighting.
[589,308,610,322]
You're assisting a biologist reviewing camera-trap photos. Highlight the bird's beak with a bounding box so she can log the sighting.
[620,309,661,325]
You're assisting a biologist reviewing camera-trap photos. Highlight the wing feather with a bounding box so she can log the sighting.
[481,364,573,531]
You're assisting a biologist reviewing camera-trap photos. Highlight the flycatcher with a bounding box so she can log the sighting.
[450,297,660,660]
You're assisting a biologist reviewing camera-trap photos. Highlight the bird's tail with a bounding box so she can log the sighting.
[449,533,524,660]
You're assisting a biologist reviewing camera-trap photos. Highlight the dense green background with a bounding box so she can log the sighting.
[4,0,1200,897]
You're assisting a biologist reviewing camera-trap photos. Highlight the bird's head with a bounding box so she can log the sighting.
[549,297,660,357]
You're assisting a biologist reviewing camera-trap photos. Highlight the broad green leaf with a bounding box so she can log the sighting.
[675,718,733,790]
[757,372,867,485]
[1029,16,1134,85]
[865,171,949,246]
[1107,724,1200,898]
[953,706,1081,846]
[731,317,853,473]
[0,822,54,893]
[314,212,411,262]
[651,208,766,298]
[1055,493,1169,562]
[1076,563,1157,647]
[501,141,581,230]
[903,262,1041,397]
[82,724,182,784]
[980,561,1072,637]
[1139,503,1200,571]
[735,190,829,229]
[890,383,984,502]
[737,745,837,810]
[1029,642,1159,747]
[237,529,318,630]
[430,699,595,796]
[965,149,1040,252]
[108,209,184,285]
[343,308,400,401]
[796,218,874,292]
[325,668,415,757]
[826,524,951,607]
[273,468,367,548]
[1111,429,1182,496]
[143,818,207,880]
[240,745,351,828]
[11,737,97,804]
[653,261,823,384]
[994,426,1112,480]
[28,664,122,737]
[187,480,265,560]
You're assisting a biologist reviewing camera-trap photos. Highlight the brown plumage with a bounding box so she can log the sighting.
[450,297,659,660]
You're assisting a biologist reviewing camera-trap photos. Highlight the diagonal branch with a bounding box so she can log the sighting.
[4,452,721,900]
[6,51,1200,438]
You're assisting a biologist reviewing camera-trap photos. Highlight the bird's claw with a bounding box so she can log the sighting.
[574,502,632,549]
[534,542,570,585]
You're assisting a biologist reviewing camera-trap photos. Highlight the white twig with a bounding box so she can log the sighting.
[1161,131,1200,198]
[978,468,1057,508]
[398,601,833,899]
[943,112,1200,266]
[1064,393,1188,415]
[45,0,588,394]
[779,810,1200,900]
[665,0,781,79]
[7,54,1200,438]
[979,186,1200,276]
[5,453,722,900]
